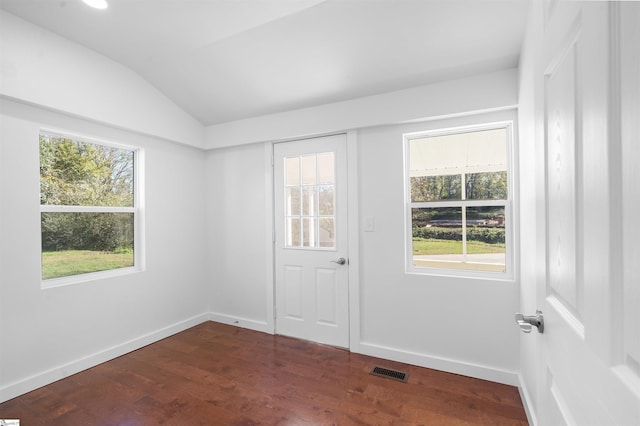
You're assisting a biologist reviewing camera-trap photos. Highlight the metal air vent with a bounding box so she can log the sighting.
[369,366,408,383]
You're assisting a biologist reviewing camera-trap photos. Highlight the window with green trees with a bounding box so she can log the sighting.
[39,132,141,281]
[405,124,511,274]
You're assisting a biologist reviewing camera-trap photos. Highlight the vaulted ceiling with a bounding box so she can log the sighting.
[0,0,529,126]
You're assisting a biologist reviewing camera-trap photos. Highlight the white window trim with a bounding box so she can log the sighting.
[39,130,145,289]
[403,120,515,281]
[40,205,136,213]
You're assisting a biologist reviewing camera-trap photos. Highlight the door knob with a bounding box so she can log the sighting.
[331,257,347,265]
[515,310,544,333]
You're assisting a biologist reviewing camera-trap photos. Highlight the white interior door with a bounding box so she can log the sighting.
[274,134,349,348]
[536,2,640,424]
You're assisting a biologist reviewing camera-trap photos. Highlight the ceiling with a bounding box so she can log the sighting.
[0,0,529,126]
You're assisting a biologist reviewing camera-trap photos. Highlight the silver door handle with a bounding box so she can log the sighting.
[331,257,347,265]
[515,310,544,333]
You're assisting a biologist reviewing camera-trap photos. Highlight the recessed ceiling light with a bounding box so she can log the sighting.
[82,0,108,10]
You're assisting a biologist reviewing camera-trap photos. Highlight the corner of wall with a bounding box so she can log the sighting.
[207,312,272,335]
[0,10,205,149]
[0,314,210,404]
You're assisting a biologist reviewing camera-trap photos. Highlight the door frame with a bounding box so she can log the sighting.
[264,130,360,351]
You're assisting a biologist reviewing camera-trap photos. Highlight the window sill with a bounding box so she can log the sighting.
[41,266,143,289]
[405,265,515,282]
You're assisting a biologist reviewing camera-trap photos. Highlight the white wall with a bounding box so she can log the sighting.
[0,4,523,402]
[0,10,204,149]
[0,99,208,402]
[204,143,272,332]
[0,11,210,402]
[356,110,520,384]
[204,68,518,149]
[205,76,522,385]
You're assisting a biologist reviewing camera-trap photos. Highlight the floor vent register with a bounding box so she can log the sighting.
[369,366,408,383]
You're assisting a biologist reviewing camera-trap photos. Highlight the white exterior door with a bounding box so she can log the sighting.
[535,2,640,424]
[273,134,349,348]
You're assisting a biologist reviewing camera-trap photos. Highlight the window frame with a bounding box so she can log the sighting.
[403,120,515,280]
[283,152,338,251]
[39,129,145,288]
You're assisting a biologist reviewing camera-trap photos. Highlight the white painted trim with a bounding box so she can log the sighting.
[39,127,142,152]
[208,312,272,334]
[357,341,519,386]
[346,129,361,352]
[134,145,146,274]
[518,372,539,426]
[264,142,275,334]
[38,127,147,289]
[0,313,209,404]
[40,205,135,213]
[402,115,517,281]
[40,266,142,289]
[0,314,521,405]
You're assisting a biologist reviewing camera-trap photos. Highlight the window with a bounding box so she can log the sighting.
[284,152,335,249]
[405,123,512,275]
[40,132,142,283]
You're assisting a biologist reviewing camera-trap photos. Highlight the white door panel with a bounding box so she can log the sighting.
[274,134,349,348]
[535,2,640,424]
[621,0,640,392]
[283,265,304,320]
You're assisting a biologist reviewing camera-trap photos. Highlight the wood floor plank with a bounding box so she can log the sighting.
[0,321,528,425]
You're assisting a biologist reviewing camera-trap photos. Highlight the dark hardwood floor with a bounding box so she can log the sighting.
[0,321,528,425]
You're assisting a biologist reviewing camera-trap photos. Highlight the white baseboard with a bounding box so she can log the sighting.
[1,315,522,407]
[0,313,209,404]
[518,372,538,426]
[207,312,272,334]
[357,341,519,386]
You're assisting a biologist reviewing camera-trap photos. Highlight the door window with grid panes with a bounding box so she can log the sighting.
[284,152,335,249]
